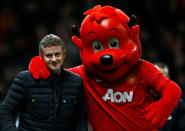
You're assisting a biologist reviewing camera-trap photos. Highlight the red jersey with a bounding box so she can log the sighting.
[68,59,180,131]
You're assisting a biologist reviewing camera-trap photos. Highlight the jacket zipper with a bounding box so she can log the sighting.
[53,85,58,131]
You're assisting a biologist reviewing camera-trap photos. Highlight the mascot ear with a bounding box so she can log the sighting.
[127,14,140,42]
[127,15,141,56]
[132,25,141,56]
[132,25,140,37]
[72,24,83,49]
[72,35,83,49]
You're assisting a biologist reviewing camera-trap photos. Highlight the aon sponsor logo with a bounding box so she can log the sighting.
[102,89,133,103]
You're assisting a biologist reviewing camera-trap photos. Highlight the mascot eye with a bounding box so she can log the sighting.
[108,37,119,49]
[92,40,104,52]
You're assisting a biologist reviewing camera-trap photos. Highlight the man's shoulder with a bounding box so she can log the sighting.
[16,70,33,81]
[64,69,82,82]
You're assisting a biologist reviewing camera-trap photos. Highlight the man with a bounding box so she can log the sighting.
[153,62,185,131]
[0,34,88,131]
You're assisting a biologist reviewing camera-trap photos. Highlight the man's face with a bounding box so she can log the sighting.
[40,45,66,73]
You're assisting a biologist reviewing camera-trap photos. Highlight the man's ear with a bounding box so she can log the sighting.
[39,52,42,58]
[63,50,66,59]
[72,35,83,49]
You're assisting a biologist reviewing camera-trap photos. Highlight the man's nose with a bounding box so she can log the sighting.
[51,56,57,61]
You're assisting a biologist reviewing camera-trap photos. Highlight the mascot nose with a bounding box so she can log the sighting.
[100,55,113,65]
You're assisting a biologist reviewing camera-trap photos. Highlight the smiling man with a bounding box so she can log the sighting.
[0,34,88,131]
[39,34,66,74]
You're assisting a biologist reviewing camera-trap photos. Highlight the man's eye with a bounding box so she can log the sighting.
[46,54,52,58]
[55,53,61,57]
[92,40,104,53]
[108,37,119,49]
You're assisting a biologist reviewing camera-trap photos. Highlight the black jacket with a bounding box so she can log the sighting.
[0,69,88,131]
[159,99,185,131]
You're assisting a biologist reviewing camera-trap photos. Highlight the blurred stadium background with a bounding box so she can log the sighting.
[0,0,185,101]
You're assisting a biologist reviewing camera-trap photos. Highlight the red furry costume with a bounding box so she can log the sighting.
[29,5,181,131]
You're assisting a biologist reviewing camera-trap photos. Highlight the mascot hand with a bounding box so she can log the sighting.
[144,100,172,128]
[28,56,50,79]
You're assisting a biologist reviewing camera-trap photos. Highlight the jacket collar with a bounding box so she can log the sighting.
[47,67,65,82]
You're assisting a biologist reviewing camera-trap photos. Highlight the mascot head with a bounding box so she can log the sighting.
[72,5,141,81]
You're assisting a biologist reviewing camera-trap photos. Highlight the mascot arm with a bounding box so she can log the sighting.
[141,60,181,128]
[28,56,84,79]
[28,56,50,79]
[67,65,84,77]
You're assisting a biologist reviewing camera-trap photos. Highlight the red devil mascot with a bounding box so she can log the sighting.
[29,5,181,131]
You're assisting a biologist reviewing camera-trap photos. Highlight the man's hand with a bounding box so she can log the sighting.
[28,56,50,79]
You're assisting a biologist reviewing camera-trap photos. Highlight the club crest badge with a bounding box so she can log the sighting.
[127,75,136,85]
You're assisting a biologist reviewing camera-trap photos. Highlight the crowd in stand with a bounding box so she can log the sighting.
[0,0,185,101]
